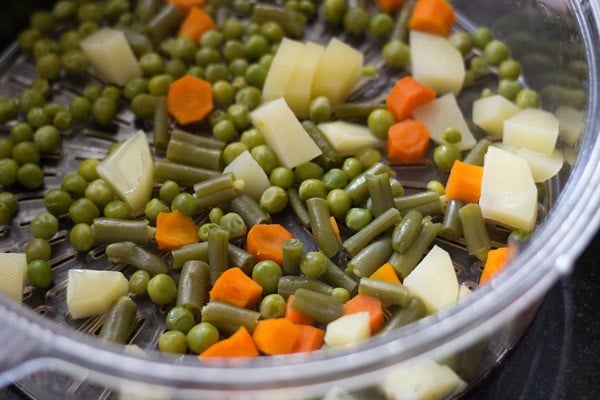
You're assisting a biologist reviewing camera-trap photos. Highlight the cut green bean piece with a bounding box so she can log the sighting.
[251,4,306,38]
[366,173,395,217]
[208,228,230,284]
[170,129,226,150]
[201,301,260,334]
[345,162,394,206]
[378,297,426,335]
[342,207,401,257]
[197,188,239,211]
[459,203,491,262]
[119,28,154,56]
[230,194,271,228]
[391,0,416,43]
[228,243,256,275]
[277,275,333,299]
[145,3,183,43]
[440,199,465,240]
[289,288,344,323]
[347,237,393,278]
[463,139,492,166]
[321,259,358,295]
[393,191,440,214]
[193,173,235,197]
[171,242,209,269]
[388,222,442,279]
[135,0,161,22]
[177,260,210,317]
[98,296,137,344]
[358,278,410,307]
[166,139,222,171]
[301,120,342,169]
[332,101,384,121]
[391,210,423,253]
[92,218,155,246]
[287,187,311,227]
[282,238,303,276]
[306,197,341,258]
[106,241,169,275]
[154,159,220,187]
[153,96,169,151]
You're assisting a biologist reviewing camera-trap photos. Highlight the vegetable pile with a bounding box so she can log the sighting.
[0,0,574,364]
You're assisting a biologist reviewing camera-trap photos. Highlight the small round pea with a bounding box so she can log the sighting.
[469,56,488,76]
[30,212,59,240]
[19,89,45,114]
[17,163,45,190]
[83,84,102,103]
[356,148,381,169]
[61,49,89,73]
[449,31,473,56]
[186,322,219,354]
[222,39,245,62]
[205,63,229,83]
[498,59,522,80]
[0,192,19,216]
[53,110,72,131]
[129,269,150,295]
[147,273,178,305]
[300,251,328,278]
[44,189,72,217]
[294,162,323,182]
[0,97,19,123]
[323,0,346,24]
[212,119,237,142]
[195,47,223,66]
[235,86,262,110]
[259,293,286,319]
[252,260,282,294]
[34,125,62,154]
[368,109,395,140]
[123,78,149,101]
[36,53,61,80]
[260,186,288,214]
[148,74,174,96]
[145,198,170,224]
[330,287,350,303]
[244,34,270,60]
[10,122,34,143]
[343,7,369,35]
[327,189,351,220]
[508,229,532,244]
[187,66,205,79]
[208,207,224,224]
[17,28,42,52]
[497,79,523,101]
[229,58,249,77]
[443,128,462,144]
[69,96,92,121]
[0,159,18,187]
[227,104,251,131]
[218,212,247,239]
[240,128,265,150]
[244,63,267,88]
[483,40,510,66]
[426,180,445,196]
[515,89,539,109]
[471,26,493,49]
[309,96,332,124]
[201,29,224,48]
[12,141,40,165]
[269,167,295,189]
[171,192,198,217]
[342,157,363,181]
[433,143,462,173]
[222,142,248,165]
[345,208,372,232]
[212,81,234,107]
[368,12,393,37]
[27,259,53,289]
[166,305,196,334]
[480,88,494,98]
[24,238,52,262]
[131,93,156,119]
[382,40,410,68]
[69,223,95,252]
[170,37,197,63]
[139,52,165,76]
[91,96,118,126]
[69,197,100,224]
[260,21,284,43]
[61,171,87,199]
[104,200,131,219]
[251,144,279,175]
[158,330,187,354]
[298,178,327,201]
[26,107,49,129]
[0,203,9,226]
[78,158,100,182]
[198,222,220,241]
[159,180,180,205]
[322,168,348,191]
[0,138,12,159]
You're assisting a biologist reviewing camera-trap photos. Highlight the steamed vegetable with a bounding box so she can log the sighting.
[324,312,371,347]
[317,121,385,157]
[0,253,27,302]
[387,119,431,164]
[66,269,129,319]
[167,75,214,125]
[502,108,560,155]
[285,42,325,118]
[261,38,307,104]
[222,151,269,200]
[386,76,436,121]
[155,210,199,250]
[472,95,521,138]
[408,0,456,37]
[246,223,295,266]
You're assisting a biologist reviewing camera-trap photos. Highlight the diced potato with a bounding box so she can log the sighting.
[472,95,521,138]
[555,105,586,146]
[80,28,142,86]
[0,253,27,302]
[223,150,270,201]
[479,146,538,231]
[285,42,324,118]
[311,38,363,104]
[403,245,459,314]
[97,130,154,216]
[515,148,564,182]
[503,108,560,155]
[383,358,467,400]
[250,98,322,168]
[67,269,129,319]
[458,284,472,301]
[262,38,306,103]
[324,312,370,347]
[317,121,385,157]
[410,30,465,95]
[412,93,476,151]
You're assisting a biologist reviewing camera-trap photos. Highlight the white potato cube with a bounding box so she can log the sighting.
[472,95,521,138]
[67,269,129,319]
[324,312,370,347]
[410,30,465,95]
[458,284,472,301]
[515,148,564,182]
[223,151,270,201]
[317,121,385,157]
[555,105,586,146]
[285,42,324,118]
[0,253,27,302]
[262,38,306,104]
[503,108,560,155]
[479,146,538,231]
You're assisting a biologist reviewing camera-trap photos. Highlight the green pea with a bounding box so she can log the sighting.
[27,259,53,289]
[309,96,332,124]
[244,34,271,61]
[61,171,88,198]
[0,138,12,159]
[209,207,224,224]
[26,107,49,129]
[449,31,473,56]
[103,200,131,219]
[123,78,149,101]
[159,180,180,205]
[469,56,488,77]
[342,157,363,181]
[252,260,282,294]
[322,168,348,191]
[367,109,395,140]
[78,158,100,182]
[44,189,72,216]
[61,49,89,73]
[53,0,78,20]
[508,229,532,245]
[222,40,245,62]
[497,79,523,101]
[147,273,178,305]
[443,128,462,144]
[186,322,219,354]
[129,269,150,295]
[240,128,265,149]
[480,88,494,98]
[140,52,165,76]
[426,180,445,196]
[171,192,198,217]
[0,97,18,123]
[210,109,229,127]
[145,198,169,224]
[69,197,99,224]
[229,58,249,77]
[205,63,229,83]
[0,203,9,225]
[235,86,262,111]
[17,29,42,52]
[34,125,61,153]
[17,163,44,190]
[78,2,104,23]
[260,186,288,214]
[383,40,410,68]
[498,59,522,80]
[300,251,328,278]
[483,40,510,66]
[10,123,34,143]
[343,7,369,35]
[356,148,381,169]
[515,89,539,109]
[298,178,327,201]
[170,37,197,63]
[227,104,251,130]
[53,110,72,131]
[259,293,286,319]
[198,222,220,241]
[158,330,187,354]
[19,89,45,114]
[294,161,323,182]
[69,96,92,121]
[92,97,118,126]
[0,192,19,216]
[269,167,295,189]
[260,21,285,43]
[345,207,372,232]
[323,0,346,24]
[102,86,121,103]
[218,212,247,239]
[212,81,234,107]
[471,26,493,49]
[433,143,462,173]
[84,84,102,103]
[368,12,393,37]
[0,159,18,187]
[12,141,40,165]
[212,119,237,142]
[24,238,52,262]
[148,74,174,96]
[251,144,279,174]
[327,189,351,220]
[330,287,350,304]
[36,53,61,80]
[166,306,196,334]
[187,66,205,79]
[244,63,267,88]
[131,93,156,119]
[30,212,59,240]
[200,30,224,48]
[222,142,249,165]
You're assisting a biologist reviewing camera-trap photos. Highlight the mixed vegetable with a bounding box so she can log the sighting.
[0,0,574,369]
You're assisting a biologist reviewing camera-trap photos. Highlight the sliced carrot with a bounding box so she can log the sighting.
[168,0,206,13]
[374,0,405,12]
[386,76,436,121]
[209,267,263,308]
[167,75,213,125]
[408,0,456,37]
[480,247,513,285]
[285,294,314,325]
[246,223,295,266]
[343,294,384,333]
[178,7,216,42]
[291,324,325,353]
[199,326,259,358]
[387,119,431,164]
[154,209,199,250]
[369,263,401,284]
[330,216,342,244]
[445,160,484,204]
[252,318,300,355]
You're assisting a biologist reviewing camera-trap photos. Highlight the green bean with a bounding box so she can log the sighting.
[387,222,442,279]
[228,243,256,275]
[393,191,444,216]
[277,275,333,299]
[440,199,465,240]
[287,187,311,228]
[193,172,235,198]
[171,242,209,269]
[208,228,230,284]
[201,301,260,334]
[118,28,154,56]
[154,159,220,187]
[321,259,358,295]
[306,197,341,258]
[289,288,343,323]
[106,241,168,275]
[459,203,491,262]
[358,278,410,307]
[463,139,492,166]
[145,3,183,43]
[177,260,210,317]
[390,0,415,43]
[230,194,272,228]
[98,296,137,344]
[391,210,423,253]
[282,238,303,276]
[345,162,394,206]
[332,102,384,122]
[166,139,222,171]
[152,96,169,151]
[301,120,342,169]
[251,4,306,38]
[342,207,401,257]
[366,173,395,217]
[347,237,393,278]
[378,297,426,335]
[92,218,155,246]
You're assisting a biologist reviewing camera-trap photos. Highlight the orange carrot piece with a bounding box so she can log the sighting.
[445,160,484,204]
[330,216,341,244]
[285,294,314,325]
[480,247,512,285]
[167,75,213,125]
[386,76,436,121]
[168,0,206,13]
[246,223,295,266]
[199,326,259,358]
[374,0,405,12]
[408,0,456,37]
[369,263,401,284]
[387,119,431,164]
[154,210,199,250]
[209,267,263,308]
[291,324,325,353]
[178,7,216,42]
[252,318,300,355]
[343,294,384,333]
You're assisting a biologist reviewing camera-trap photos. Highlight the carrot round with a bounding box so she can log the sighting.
[285,294,314,325]
[252,318,300,355]
[387,119,431,164]
[343,294,384,333]
[178,7,216,42]
[246,223,295,266]
[408,0,456,37]
[480,247,512,285]
[209,267,263,308]
[291,324,325,353]
[386,76,436,121]
[369,262,401,284]
[167,75,213,125]
[155,210,199,250]
[199,326,259,358]
[445,160,484,204]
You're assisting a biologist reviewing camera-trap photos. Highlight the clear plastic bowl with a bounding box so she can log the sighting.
[0,0,599,399]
